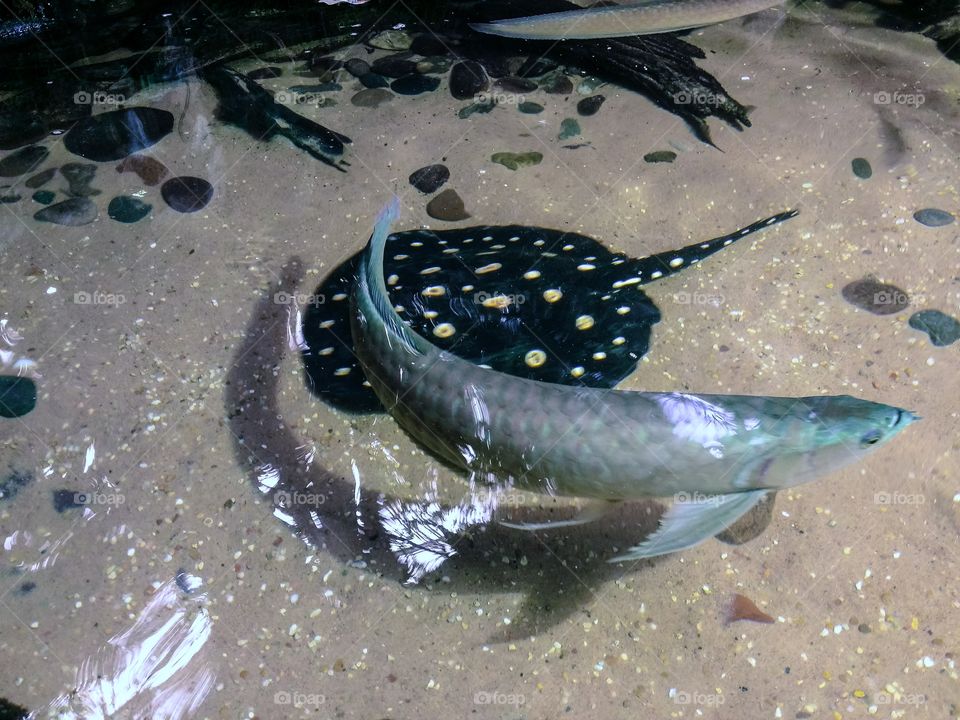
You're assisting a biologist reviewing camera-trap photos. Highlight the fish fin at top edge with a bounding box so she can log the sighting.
[608,489,767,562]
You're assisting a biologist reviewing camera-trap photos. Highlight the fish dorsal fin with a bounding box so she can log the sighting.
[609,489,768,562]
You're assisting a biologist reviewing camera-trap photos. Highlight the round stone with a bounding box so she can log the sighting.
[161,176,213,213]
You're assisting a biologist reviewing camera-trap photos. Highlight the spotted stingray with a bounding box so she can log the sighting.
[302,210,798,413]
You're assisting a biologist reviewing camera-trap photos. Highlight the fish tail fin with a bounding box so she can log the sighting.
[636,209,798,285]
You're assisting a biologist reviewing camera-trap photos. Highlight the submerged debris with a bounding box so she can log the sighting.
[491,151,542,170]
[724,593,775,625]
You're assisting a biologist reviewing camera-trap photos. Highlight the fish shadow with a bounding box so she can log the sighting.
[226,257,760,640]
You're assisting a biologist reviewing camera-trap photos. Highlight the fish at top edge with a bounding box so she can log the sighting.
[301,208,800,413]
[350,198,917,564]
[471,0,786,41]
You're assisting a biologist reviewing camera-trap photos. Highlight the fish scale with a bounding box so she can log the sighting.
[302,210,798,413]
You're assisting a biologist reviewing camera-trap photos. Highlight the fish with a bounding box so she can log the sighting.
[302,208,800,413]
[201,65,351,171]
[471,0,786,41]
[350,198,917,561]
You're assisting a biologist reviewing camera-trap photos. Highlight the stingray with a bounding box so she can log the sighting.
[302,209,798,413]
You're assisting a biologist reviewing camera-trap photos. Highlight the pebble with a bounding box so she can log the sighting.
[841,276,908,315]
[491,151,543,170]
[247,66,283,79]
[558,118,580,140]
[60,162,100,197]
[64,107,174,161]
[449,60,489,100]
[516,57,558,78]
[0,376,36,418]
[25,167,56,188]
[497,76,537,93]
[31,190,55,204]
[541,72,573,94]
[908,309,960,346]
[0,145,48,176]
[344,58,371,77]
[913,208,955,227]
[371,56,418,79]
[644,151,677,164]
[409,164,450,194]
[517,101,544,114]
[351,88,394,108]
[116,154,169,185]
[52,488,83,513]
[34,197,98,225]
[368,30,412,51]
[851,157,872,179]
[358,72,390,89]
[0,186,19,203]
[161,176,213,213]
[426,188,469,221]
[108,195,152,223]
[577,75,605,94]
[457,99,496,118]
[416,56,453,74]
[391,74,440,95]
[577,94,605,116]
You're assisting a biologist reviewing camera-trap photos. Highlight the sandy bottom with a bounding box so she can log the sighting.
[1,3,958,719]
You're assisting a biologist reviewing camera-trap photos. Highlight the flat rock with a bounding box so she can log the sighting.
[33,197,97,225]
[351,88,394,108]
[426,188,469,221]
[491,151,542,171]
[0,145,48,176]
[390,74,440,95]
[913,208,955,227]
[409,164,450,194]
[64,107,174,162]
[449,61,489,100]
[161,176,213,213]
[908,309,960,346]
[108,195,152,223]
[841,276,908,315]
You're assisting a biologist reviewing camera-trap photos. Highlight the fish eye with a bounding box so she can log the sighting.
[860,429,882,447]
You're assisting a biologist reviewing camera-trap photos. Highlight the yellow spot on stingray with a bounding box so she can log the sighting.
[420,266,442,275]
[387,274,399,286]
[332,293,348,301]
[543,289,563,303]
[612,336,626,346]
[423,310,439,319]
[575,315,595,330]
[525,349,547,368]
[461,284,474,292]
[577,263,596,271]
[562,244,574,251]
[669,257,684,268]
[433,323,456,338]
[523,270,541,280]
[421,285,446,297]
[482,294,513,309]
[616,306,630,315]
[393,254,409,260]
[476,263,503,274]
[334,367,351,376]
[650,270,663,280]
[410,241,423,247]
[319,347,335,356]
[570,366,585,378]
[593,351,607,361]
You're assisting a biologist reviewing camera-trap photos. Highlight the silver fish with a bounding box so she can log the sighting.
[471,0,785,41]
[351,199,916,561]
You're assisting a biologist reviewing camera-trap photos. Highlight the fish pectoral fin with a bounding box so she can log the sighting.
[500,498,618,531]
[608,489,768,562]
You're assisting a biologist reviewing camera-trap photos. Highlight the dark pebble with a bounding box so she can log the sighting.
[410,34,449,56]
[841,276,909,315]
[64,107,174,161]
[426,188,469,221]
[161,176,213,213]
[371,57,418,79]
[52,488,84,513]
[391,74,441,96]
[577,94,606,116]
[449,60,489,100]
[913,208,955,227]
[497,76,537,93]
[0,376,37,418]
[458,99,496,118]
[0,469,32,502]
[25,167,56,188]
[116,154,169,186]
[409,164,450,194]
[518,101,544,114]
[644,151,677,164]
[34,197,98,226]
[0,186,19,203]
[0,145,48,176]
[851,157,872,179]
[908,309,960,346]
[558,118,580,140]
[18,581,36,594]
[308,55,343,73]
[351,88,394,108]
[358,72,390,89]
[108,195,152,223]
[344,58,371,77]
[247,66,283,80]
[288,82,342,93]
[541,73,573,94]
[31,190,55,204]
[60,162,100,197]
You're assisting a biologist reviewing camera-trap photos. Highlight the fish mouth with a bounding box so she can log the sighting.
[897,408,921,426]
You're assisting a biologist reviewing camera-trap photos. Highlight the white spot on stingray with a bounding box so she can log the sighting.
[410,241,423,247]
[533,239,545,247]
[334,367,352,376]
[612,276,641,288]
[421,286,446,297]
[509,236,520,242]
[319,347,335,356]
[482,294,513,309]
[461,284,474,292]
[575,315,594,330]
[616,306,630,315]
[592,351,607,361]
[433,323,456,338]
[482,235,493,241]
[491,244,505,250]
[423,310,439,319]
[332,293,347,301]
[700,243,710,249]
[387,274,399,286]
[562,244,574,251]
[525,349,547,367]
[650,270,663,280]
[319,320,335,329]
[612,336,625,346]
[523,270,541,280]
[669,257,684,268]
[420,266,442,275]
[476,263,502,274]
[577,263,596,272]
[570,366,585,378]
[543,289,563,303]
[443,248,459,254]
[394,254,410,260]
